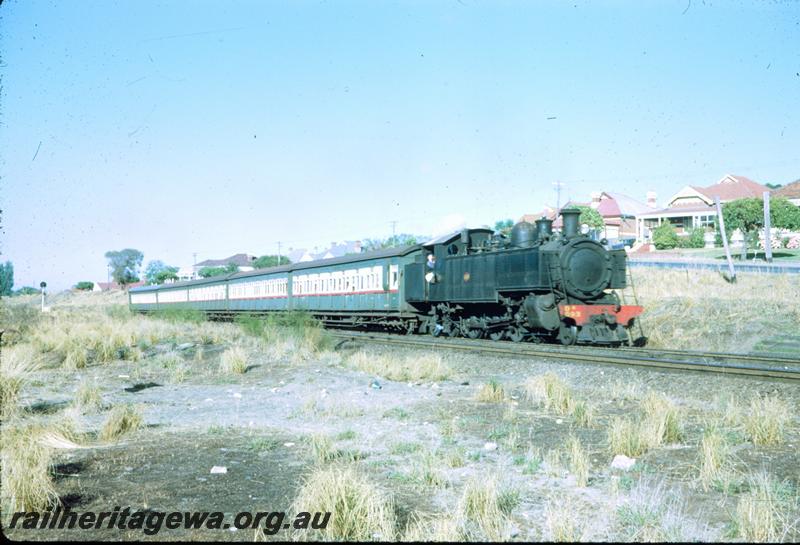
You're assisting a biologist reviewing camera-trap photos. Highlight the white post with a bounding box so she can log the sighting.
[763,191,773,263]
[39,281,47,311]
[715,196,736,282]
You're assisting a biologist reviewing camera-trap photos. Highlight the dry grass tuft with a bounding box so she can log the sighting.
[569,399,595,427]
[414,450,447,488]
[310,434,338,463]
[525,372,595,426]
[698,429,729,491]
[742,394,789,446]
[0,423,59,514]
[402,513,464,541]
[99,404,143,441]
[525,372,572,413]
[608,392,682,457]
[568,436,589,487]
[616,479,713,542]
[1,344,40,418]
[458,476,518,540]
[733,473,795,542]
[73,380,103,412]
[475,379,505,403]
[219,346,248,374]
[348,350,451,382]
[287,464,396,541]
[608,416,648,458]
[641,391,683,444]
[544,497,583,542]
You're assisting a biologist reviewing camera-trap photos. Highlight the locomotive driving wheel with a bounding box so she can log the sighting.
[507,326,526,343]
[466,328,483,339]
[488,330,505,341]
[558,324,578,346]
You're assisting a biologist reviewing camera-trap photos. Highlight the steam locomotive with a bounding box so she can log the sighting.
[130,208,644,346]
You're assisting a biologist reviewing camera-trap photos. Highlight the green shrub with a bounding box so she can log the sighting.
[652,222,680,250]
[74,281,95,291]
[687,228,706,248]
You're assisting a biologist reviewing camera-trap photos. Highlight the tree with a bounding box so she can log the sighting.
[104,249,143,289]
[253,255,292,269]
[144,260,179,285]
[0,261,13,296]
[362,234,422,252]
[769,197,800,230]
[574,205,605,231]
[765,183,783,190]
[493,219,514,237]
[652,222,680,250]
[722,197,800,234]
[198,266,229,278]
[75,281,95,291]
[14,286,40,296]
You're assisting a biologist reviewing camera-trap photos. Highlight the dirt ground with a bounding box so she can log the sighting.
[4,302,800,541]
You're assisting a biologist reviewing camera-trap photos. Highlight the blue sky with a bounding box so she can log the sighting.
[2,0,798,290]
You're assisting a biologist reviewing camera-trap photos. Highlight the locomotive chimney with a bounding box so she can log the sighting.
[560,208,580,238]
[535,218,553,239]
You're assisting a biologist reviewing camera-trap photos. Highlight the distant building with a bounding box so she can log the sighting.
[175,266,197,282]
[520,192,652,242]
[286,241,362,263]
[591,191,654,240]
[772,179,800,206]
[194,254,257,275]
[635,174,769,239]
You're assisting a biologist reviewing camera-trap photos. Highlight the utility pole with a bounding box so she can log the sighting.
[553,181,565,233]
[277,241,282,265]
[389,220,398,240]
[553,181,565,213]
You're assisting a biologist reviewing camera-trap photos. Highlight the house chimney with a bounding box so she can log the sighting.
[646,191,657,208]
[354,240,362,252]
[590,192,601,208]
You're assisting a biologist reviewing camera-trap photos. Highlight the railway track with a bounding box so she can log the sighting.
[330,331,800,381]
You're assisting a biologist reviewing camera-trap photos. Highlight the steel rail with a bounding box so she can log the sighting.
[490,343,800,368]
[331,331,800,381]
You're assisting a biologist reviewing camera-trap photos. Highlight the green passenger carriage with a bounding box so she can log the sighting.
[130,209,646,345]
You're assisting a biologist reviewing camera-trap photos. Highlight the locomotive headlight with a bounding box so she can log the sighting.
[558,239,613,299]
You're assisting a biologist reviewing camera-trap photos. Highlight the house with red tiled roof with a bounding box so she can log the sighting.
[521,192,655,241]
[635,174,770,240]
[772,179,800,206]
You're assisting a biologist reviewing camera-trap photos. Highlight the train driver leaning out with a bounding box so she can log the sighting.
[425,253,437,283]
